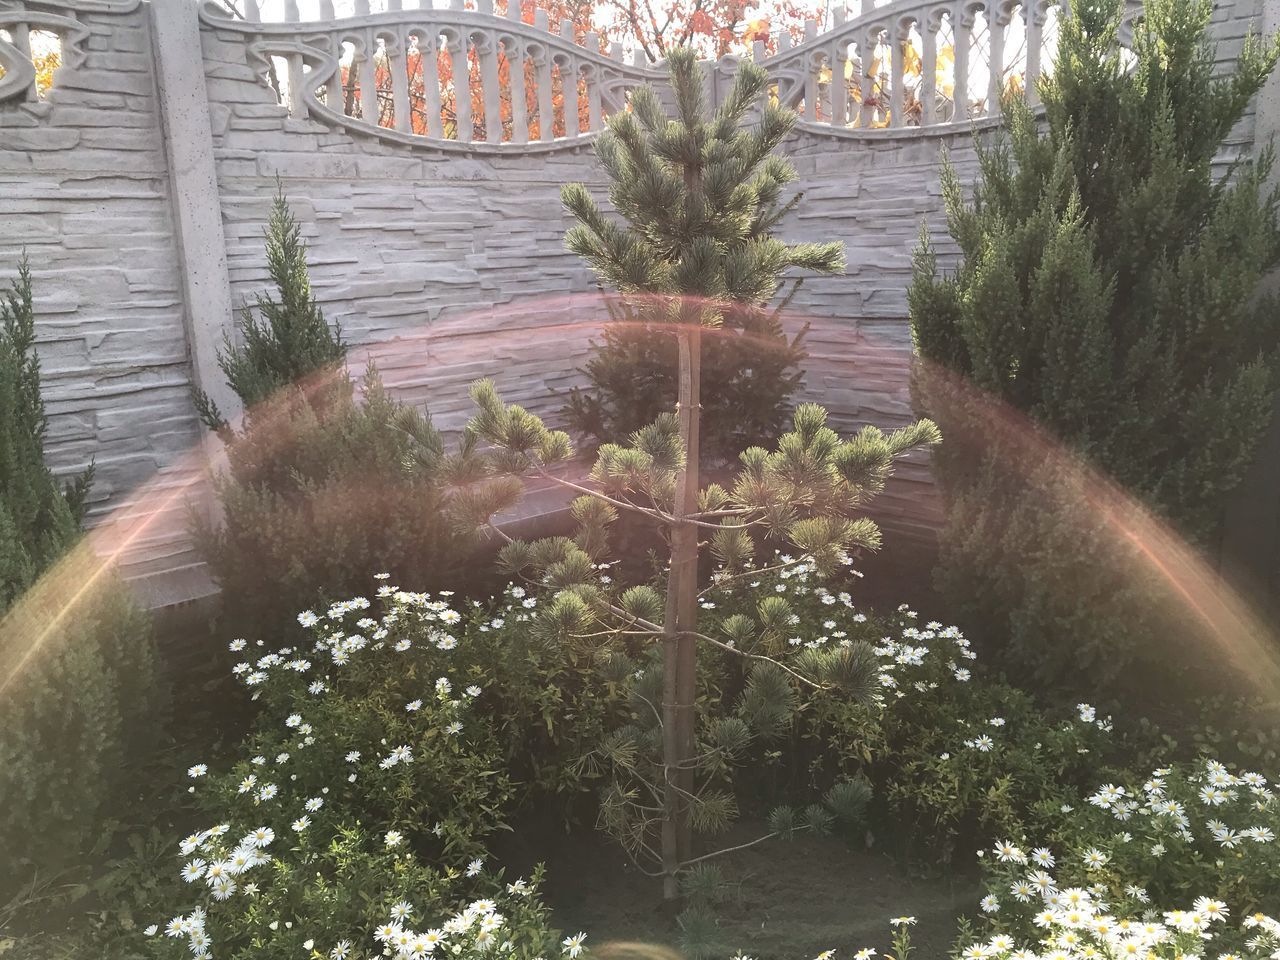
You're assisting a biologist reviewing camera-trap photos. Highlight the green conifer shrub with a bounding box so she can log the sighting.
[194,188,345,430]
[908,0,1280,691]
[192,193,474,640]
[0,257,159,875]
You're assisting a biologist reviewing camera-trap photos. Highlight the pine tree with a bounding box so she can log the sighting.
[192,194,473,638]
[455,50,940,897]
[909,0,1280,689]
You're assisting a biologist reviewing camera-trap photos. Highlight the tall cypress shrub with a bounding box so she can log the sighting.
[909,0,1280,691]
[0,257,159,874]
[194,189,345,432]
[192,194,473,639]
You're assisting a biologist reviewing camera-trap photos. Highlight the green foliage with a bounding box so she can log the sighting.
[558,554,898,865]
[873,669,1121,869]
[0,809,193,959]
[0,257,86,602]
[825,775,873,825]
[1185,696,1280,769]
[678,863,726,904]
[192,196,473,640]
[462,381,934,871]
[767,804,800,838]
[531,48,940,887]
[193,369,473,640]
[194,191,344,431]
[563,295,809,464]
[909,0,1280,692]
[676,901,726,960]
[0,258,160,882]
[740,579,1124,868]
[559,47,844,312]
[469,389,939,585]
[138,585,590,959]
[0,572,159,877]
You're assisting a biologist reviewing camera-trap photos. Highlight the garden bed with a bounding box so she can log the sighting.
[501,820,978,958]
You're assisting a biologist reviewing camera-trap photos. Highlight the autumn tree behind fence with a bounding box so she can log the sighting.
[311,0,1043,141]
[333,0,829,141]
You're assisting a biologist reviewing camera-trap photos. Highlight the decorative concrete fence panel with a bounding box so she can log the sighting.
[0,0,1268,606]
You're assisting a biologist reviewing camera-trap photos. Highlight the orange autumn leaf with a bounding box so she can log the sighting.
[901,39,922,78]
[741,17,771,42]
[0,31,60,98]
[686,8,717,37]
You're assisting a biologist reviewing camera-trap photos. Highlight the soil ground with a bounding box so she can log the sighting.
[502,820,979,960]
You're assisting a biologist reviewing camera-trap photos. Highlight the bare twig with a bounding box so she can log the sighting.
[600,601,825,690]
[678,828,808,869]
[698,559,803,598]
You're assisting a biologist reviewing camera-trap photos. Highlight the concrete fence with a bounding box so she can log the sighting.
[0,0,1270,607]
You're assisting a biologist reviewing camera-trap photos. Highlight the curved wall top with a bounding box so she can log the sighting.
[192,0,1143,153]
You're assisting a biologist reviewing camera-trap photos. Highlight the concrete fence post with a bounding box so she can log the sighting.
[149,0,240,497]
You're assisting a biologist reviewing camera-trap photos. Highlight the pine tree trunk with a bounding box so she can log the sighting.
[660,619,681,900]
[661,317,702,899]
[659,160,705,900]
[674,323,701,856]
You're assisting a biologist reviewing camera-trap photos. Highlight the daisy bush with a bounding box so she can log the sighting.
[109,564,1280,960]
[950,902,1280,960]
[690,556,975,759]
[699,557,1125,863]
[735,906,1280,960]
[867,683,1124,863]
[148,558,966,960]
[143,579,604,960]
[969,759,1280,955]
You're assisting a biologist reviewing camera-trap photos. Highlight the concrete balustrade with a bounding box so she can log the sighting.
[182,0,1114,149]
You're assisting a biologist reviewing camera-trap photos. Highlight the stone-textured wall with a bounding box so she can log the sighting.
[0,0,209,607]
[205,13,611,432]
[199,20,996,560]
[0,0,1269,606]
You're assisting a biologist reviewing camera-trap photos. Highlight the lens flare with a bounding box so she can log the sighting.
[3,290,1277,705]
[910,354,1280,697]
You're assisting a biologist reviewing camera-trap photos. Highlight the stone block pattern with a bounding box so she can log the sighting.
[0,0,1268,606]
[201,26,985,572]
[1,3,210,609]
